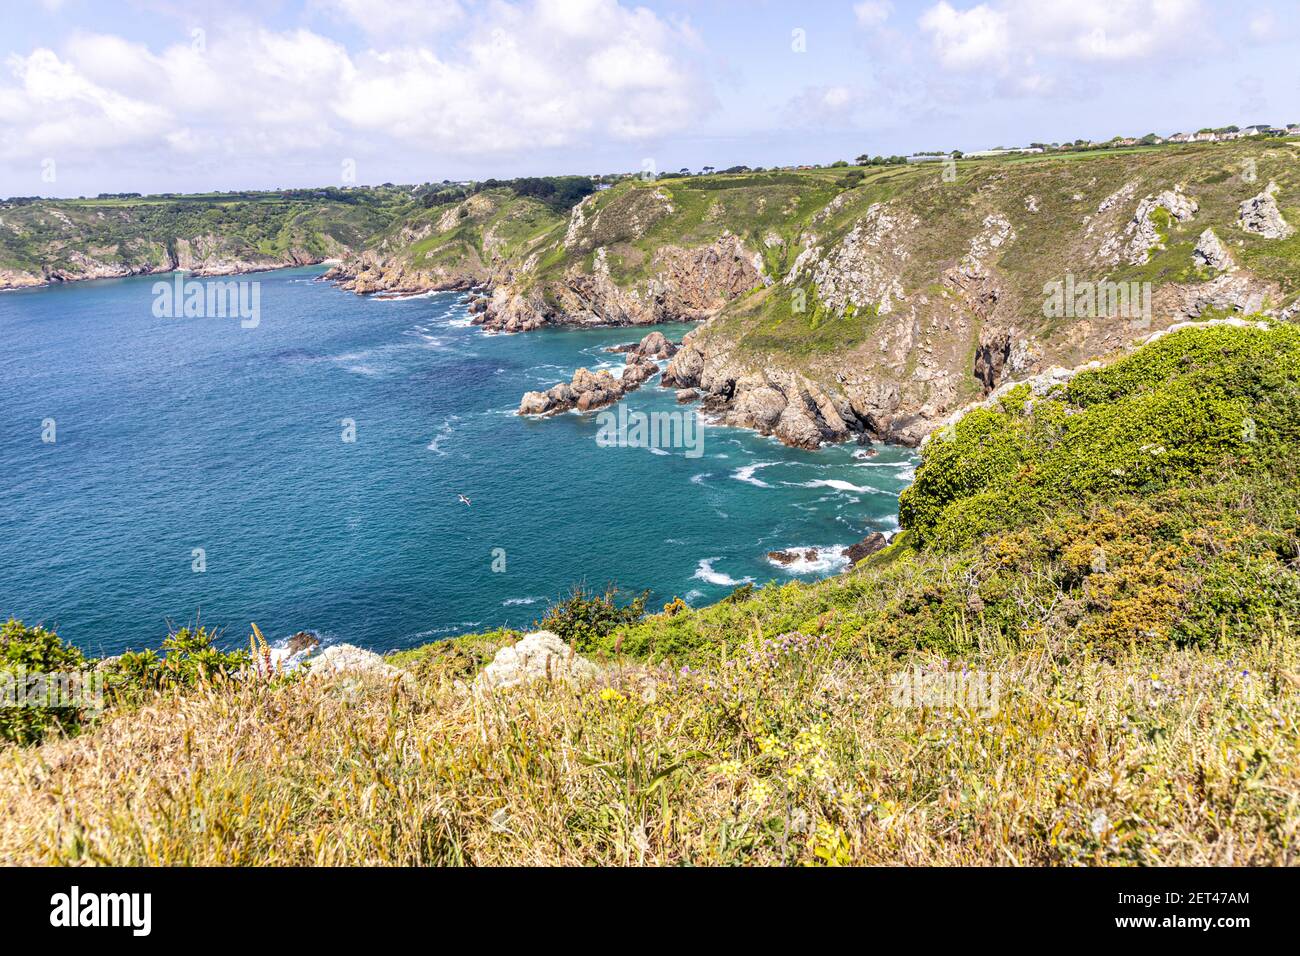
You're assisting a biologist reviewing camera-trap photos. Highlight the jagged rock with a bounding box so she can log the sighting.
[473,630,598,691]
[845,532,888,565]
[728,385,786,431]
[286,631,320,656]
[606,330,678,359]
[620,355,659,389]
[1238,182,1293,239]
[662,337,705,388]
[628,330,678,360]
[772,400,827,448]
[974,329,1013,392]
[519,360,659,417]
[1169,273,1270,319]
[1125,188,1198,264]
[1193,228,1234,270]
[675,388,700,404]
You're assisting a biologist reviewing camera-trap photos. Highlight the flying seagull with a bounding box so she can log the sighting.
[457,494,472,506]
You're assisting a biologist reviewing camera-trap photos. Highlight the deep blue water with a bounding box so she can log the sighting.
[0,267,915,656]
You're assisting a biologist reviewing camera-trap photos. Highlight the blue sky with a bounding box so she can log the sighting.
[2,0,1298,196]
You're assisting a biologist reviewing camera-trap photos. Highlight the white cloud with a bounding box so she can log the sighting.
[854,1,893,29]
[918,2,1009,70]
[0,0,709,168]
[919,0,1207,74]
[0,48,172,158]
[318,0,465,37]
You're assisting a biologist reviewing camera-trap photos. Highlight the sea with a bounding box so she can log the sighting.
[0,266,915,656]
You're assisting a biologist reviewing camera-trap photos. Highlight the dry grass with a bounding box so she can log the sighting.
[2,622,1296,866]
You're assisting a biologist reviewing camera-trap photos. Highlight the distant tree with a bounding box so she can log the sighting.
[831,159,849,167]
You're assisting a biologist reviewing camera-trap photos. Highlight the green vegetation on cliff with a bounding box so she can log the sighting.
[0,187,413,284]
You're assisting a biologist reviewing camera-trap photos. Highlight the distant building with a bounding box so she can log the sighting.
[964,147,1043,158]
[1194,131,1218,142]
[1167,132,1194,143]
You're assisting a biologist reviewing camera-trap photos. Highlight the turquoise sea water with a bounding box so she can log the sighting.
[0,267,915,656]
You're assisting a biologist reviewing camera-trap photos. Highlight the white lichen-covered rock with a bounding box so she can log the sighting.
[1192,228,1234,271]
[1172,272,1269,319]
[307,643,406,680]
[474,631,598,692]
[1124,188,1198,264]
[1238,182,1293,239]
[788,203,915,316]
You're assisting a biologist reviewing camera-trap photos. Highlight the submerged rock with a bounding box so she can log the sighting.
[285,631,321,656]
[767,548,822,566]
[474,630,598,691]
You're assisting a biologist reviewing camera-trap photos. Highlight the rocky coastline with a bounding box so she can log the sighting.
[1,251,336,292]
[517,331,675,416]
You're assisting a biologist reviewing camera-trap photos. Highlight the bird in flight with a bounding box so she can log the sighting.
[457,494,472,506]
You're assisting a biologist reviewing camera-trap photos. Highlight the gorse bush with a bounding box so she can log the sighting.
[110,625,249,700]
[0,619,90,745]
[540,586,648,655]
[899,324,1300,549]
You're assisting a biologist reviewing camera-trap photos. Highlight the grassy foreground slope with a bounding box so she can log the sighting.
[1,323,1296,865]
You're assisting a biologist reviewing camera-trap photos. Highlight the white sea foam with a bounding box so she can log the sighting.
[731,461,778,488]
[503,596,543,606]
[692,558,754,587]
[792,478,871,493]
[374,289,441,301]
[427,416,460,454]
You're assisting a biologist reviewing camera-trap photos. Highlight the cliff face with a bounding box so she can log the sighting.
[327,143,1300,447]
[0,194,400,290]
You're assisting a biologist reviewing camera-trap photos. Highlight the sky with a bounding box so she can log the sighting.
[1,0,1299,197]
